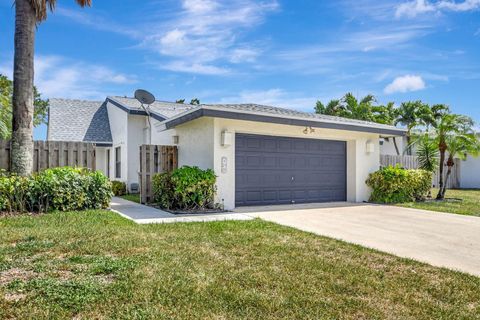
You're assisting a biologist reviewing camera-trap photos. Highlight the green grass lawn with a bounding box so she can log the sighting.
[1,211,479,319]
[398,188,480,216]
[119,193,140,203]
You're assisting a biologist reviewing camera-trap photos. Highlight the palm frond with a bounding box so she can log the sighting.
[415,134,439,172]
[28,0,91,22]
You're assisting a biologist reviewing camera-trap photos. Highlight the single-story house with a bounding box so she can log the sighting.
[48,96,406,209]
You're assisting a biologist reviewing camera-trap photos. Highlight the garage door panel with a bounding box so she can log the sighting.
[264,138,277,150]
[278,157,292,168]
[235,134,346,206]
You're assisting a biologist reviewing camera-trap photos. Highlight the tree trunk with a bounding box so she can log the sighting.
[441,166,452,199]
[440,156,455,199]
[392,137,400,155]
[406,134,411,155]
[11,0,35,176]
[436,143,447,200]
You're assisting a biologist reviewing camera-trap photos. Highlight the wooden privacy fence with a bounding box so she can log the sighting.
[0,140,96,172]
[380,154,460,189]
[139,145,178,204]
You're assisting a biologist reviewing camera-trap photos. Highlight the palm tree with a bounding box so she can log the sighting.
[395,101,430,155]
[315,93,377,122]
[439,132,480,199]
[431,114,477,199]
[372,102,400,155]
[11,0,91,175]
[415,133,439,173]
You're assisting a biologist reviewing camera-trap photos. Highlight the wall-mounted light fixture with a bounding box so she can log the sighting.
[366,140,375,154]
[221,131,233,146]
[303,126,315,134]
[172,135,179,145]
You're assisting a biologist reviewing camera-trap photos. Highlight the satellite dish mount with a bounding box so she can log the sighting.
[134,89,156,144]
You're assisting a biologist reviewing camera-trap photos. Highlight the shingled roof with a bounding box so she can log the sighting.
[107,96,194,119]
[157,103,406,136]
[48,97,406,142]
[48,98,113,144]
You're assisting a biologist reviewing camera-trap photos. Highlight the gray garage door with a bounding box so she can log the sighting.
[235,134,346,206]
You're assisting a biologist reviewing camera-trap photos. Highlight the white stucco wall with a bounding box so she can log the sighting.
[126,115,147,189]
[106,102,128,182]
[176,117,215,170]
[460,156,480,188]
[151,118,177,145]
[95,147,107,176]
[106,103,178,189]
[379,136,406,155]
[172,117,381,210]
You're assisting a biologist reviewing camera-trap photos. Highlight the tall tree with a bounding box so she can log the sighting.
[439,131,480,199]
[395,101,430,155]
[315,93,377,122]
[431,114,477,200]
[316,94,401,154]
[11,0,91,175]
[0,74,48,139]
[372,102,401,155]
[190,98,200,105]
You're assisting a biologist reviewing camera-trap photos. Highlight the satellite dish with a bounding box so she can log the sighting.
[134,89,155,105]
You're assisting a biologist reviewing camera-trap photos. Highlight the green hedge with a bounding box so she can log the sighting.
[0,167,112,213]
[366,165,432,203]
[152,166,216,210]
[111,181,127,196]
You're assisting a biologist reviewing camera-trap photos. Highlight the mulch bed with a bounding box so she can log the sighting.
[0,211,44,218]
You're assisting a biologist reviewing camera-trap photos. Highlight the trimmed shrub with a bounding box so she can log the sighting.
[366,165,432,203]
[152,166,216,210]
[111,181,127,196]
[0,167,112,213]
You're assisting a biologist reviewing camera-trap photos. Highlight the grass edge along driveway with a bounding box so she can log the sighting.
[1,210,479,319]
[397,188,480,217]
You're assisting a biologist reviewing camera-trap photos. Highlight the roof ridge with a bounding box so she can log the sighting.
[49,97,104,103]
[205,103,394,128]
[108,95,194,107]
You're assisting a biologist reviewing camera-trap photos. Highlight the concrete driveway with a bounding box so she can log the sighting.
[235,203,480,277]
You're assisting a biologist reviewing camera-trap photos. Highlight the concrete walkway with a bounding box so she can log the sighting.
[110,197,253,224]
[235,203,480,277]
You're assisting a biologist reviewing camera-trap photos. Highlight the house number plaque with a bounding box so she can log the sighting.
[221,156,228,174]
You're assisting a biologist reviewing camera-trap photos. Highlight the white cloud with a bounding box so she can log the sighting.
[161,61,229,75]
[437,0,480,11]
[182,0,218,13]
[145,0,279,74]
[0,56,136,99]
[55,8,140,38]
[384,74,426,94]
[219,88,317,111]
[229,48,260,63]
[395,0,436,18]
[395,0,480,18]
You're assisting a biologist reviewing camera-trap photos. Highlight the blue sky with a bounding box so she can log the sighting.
[0,0,479,139]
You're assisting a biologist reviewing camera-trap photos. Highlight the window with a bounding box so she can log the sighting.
[106,149,111,178]
[115,147,121,179]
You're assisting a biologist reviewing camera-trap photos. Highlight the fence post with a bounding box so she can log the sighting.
[139,144,178,204]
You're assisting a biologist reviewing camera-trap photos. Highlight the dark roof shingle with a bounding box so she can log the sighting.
[48,98,112,143]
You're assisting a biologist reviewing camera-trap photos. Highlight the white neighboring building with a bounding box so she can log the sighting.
[48,96,406,209]
[459,155,480,188]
